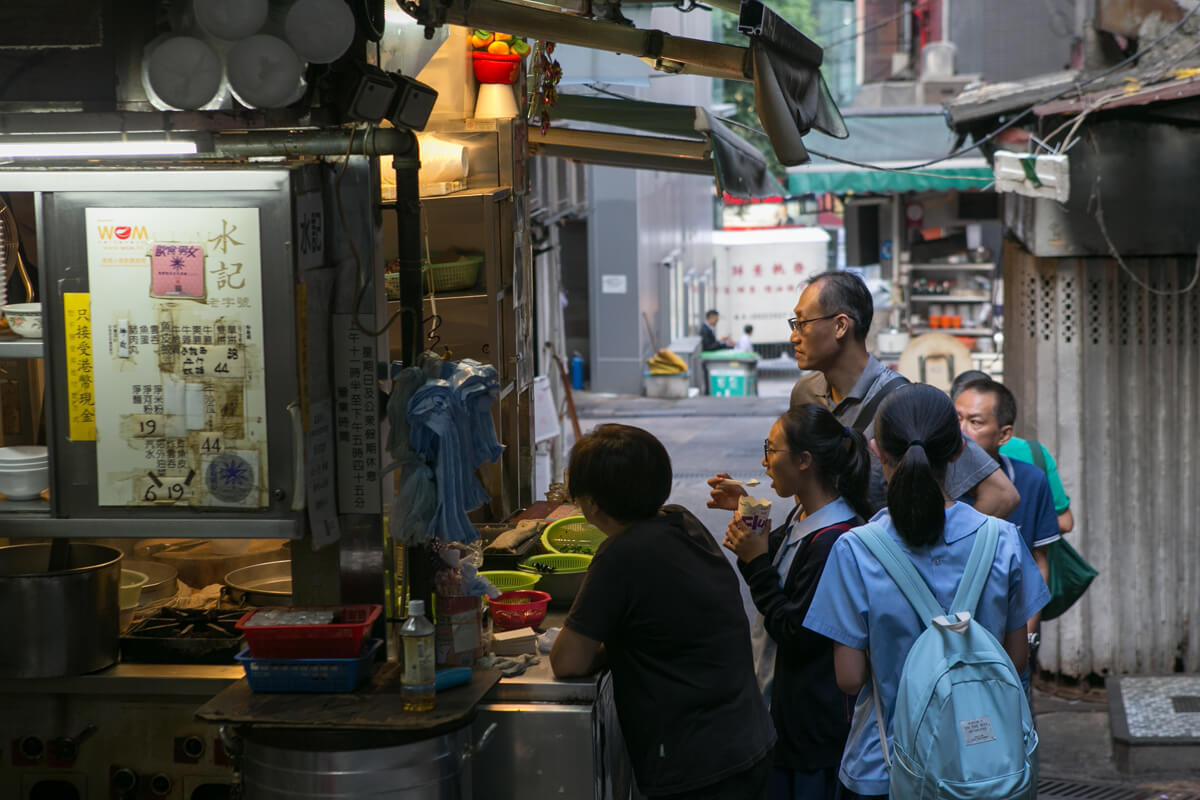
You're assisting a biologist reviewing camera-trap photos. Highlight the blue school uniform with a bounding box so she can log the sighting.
[802,502,1049,797]
[1001,454,1061,551]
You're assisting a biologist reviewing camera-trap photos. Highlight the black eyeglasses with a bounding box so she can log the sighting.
[787,313,840,333]
[764,439,792,459]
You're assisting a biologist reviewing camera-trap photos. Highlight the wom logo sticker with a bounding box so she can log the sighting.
[97,225,149,241]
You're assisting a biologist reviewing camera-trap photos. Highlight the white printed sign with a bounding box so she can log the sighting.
[332,314,381,514]
[601,274,627,294]
[86,208,269,508]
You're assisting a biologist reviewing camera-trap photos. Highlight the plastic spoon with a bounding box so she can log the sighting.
[719,478,760,487]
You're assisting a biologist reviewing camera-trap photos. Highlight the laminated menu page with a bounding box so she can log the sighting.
[85,208,269,508]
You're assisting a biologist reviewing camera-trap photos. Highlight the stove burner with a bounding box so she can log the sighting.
[121,607,246,664]
[131,607,244,639]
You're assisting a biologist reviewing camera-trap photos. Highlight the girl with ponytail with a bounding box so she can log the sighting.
[802,384,1049,800]
[706,403,871,800]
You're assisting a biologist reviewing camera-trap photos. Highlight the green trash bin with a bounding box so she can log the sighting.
[700,352,758,397]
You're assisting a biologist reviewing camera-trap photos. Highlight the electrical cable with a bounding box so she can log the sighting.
[1041,37,1200,153]
[843,0,1200,171]
[604,2,1199,176]
[823,1,926,50]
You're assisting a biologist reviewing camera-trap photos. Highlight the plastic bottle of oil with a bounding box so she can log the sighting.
[400,599,436,711]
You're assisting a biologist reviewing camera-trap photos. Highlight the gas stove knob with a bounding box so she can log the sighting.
[182,735,206,759]
[150,773,173,797]
[112,768,139,793]
[19,736,43,760]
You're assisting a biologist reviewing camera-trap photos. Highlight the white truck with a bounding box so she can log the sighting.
[711,227,831,356]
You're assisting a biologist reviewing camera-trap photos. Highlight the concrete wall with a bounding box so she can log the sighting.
[585,7,716,394]
[1003,237,1200,678]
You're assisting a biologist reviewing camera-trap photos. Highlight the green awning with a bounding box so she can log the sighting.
[785,108,994,195]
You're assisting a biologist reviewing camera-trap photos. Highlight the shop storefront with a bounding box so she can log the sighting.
[0,2,841,797]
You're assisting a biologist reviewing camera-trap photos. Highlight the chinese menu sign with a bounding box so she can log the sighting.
[63,292,96,441]
[85,208,269,508]
[332,315,380,514]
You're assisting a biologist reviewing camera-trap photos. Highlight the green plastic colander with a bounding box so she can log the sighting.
[518,553,594,574]
[480,570,541,592]
[540,516,607,555]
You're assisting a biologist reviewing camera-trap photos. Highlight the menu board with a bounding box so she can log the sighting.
[85,208,269,508]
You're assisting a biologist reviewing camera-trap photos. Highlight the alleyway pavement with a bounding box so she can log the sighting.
[575,377,1200,799]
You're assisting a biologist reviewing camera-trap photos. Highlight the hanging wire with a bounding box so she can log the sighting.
[1041,37,1200,153]
[1088,132,1200,297]
[834,0,1200,172]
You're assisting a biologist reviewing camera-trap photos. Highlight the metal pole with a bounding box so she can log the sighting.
[211,127,418,162]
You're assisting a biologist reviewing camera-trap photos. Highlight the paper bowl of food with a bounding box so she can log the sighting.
[2,303,41,339]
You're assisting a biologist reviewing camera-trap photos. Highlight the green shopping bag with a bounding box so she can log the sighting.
[1041,537,1098,620]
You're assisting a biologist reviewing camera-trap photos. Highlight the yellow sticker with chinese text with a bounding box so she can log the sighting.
[63,293,96,442]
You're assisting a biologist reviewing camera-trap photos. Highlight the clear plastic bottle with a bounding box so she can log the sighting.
[400,599,436,711]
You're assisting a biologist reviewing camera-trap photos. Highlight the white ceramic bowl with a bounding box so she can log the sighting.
[2,303,41,339]
[0,462,48,500]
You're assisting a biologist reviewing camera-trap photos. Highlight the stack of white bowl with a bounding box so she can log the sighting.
[0,445,48,500]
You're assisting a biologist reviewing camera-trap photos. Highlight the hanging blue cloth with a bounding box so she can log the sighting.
[449,359,505,468]
[384,364,438,545]
[408,380,488,543]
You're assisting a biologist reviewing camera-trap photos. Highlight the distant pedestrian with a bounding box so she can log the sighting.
[735,324,755,353]
[803,384,1048,800]
[701,309,733,351]
[786,270,1018,517]
[552,424,775,799]
[707,403,870,800]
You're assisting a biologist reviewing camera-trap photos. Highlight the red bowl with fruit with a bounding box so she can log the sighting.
[472,51,521,85]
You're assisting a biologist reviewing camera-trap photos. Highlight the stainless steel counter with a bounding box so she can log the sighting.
[483,654,599,703]
[7,662,243,697]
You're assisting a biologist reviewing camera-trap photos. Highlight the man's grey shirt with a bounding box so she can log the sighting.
[791,356,998,513]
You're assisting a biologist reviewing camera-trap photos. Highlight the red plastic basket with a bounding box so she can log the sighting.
[236,604,382,659]
[488,590,550,631]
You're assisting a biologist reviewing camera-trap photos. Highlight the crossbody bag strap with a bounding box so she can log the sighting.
[849,374,906,434]
[1028,439,1047,473]
[950,518,1000,616]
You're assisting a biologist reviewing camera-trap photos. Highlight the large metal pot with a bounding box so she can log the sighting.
[223,560,293,606]
[0,543,122,678]
[241,725,484,799]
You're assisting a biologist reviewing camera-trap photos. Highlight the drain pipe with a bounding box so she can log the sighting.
[210,127,424,365]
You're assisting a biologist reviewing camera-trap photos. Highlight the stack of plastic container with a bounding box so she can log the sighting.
[233,604,383,693]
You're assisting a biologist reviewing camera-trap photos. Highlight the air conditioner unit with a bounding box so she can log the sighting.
[993,150,1071,203]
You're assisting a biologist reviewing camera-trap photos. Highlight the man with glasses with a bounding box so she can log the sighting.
[788,270,1019,516]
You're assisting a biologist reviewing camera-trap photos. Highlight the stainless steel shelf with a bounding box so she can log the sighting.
[904,263,995,272]
[380,186,512,207]
[910,295,990,303]
[0,332,43,358]
[913,327,994,336]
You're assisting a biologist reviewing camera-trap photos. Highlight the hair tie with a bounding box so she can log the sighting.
[843,426,851,437]
[907,439,926,449]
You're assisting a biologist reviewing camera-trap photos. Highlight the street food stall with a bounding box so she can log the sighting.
[0,1,841,798]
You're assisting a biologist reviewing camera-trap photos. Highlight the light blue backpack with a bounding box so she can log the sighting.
[855,519,1038,800]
